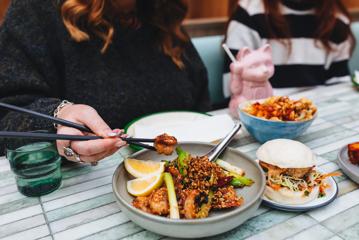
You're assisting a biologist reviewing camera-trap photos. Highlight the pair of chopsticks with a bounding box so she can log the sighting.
[0,102,156,151]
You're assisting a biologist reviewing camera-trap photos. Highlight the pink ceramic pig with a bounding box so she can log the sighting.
[229,44,274,117]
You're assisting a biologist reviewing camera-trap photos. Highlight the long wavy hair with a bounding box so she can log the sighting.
[61,0,189,68]
[262,0,355,54]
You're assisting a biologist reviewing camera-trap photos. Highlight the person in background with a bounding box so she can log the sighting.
[0,0,210,163]
[223,0,356,96]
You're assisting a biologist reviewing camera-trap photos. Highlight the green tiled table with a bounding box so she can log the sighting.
[1,83,359,240]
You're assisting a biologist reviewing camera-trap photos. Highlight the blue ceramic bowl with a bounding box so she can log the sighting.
[238,102,317,143]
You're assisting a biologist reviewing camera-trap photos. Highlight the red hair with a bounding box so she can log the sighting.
[61,0,189,68]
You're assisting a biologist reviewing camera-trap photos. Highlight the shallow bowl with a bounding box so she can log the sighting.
[112,142,265,238]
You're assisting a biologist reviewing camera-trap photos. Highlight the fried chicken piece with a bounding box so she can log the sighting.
[148,187,169,215]
[182,189,200,219]
[133,188,169,216]
[133,196,151,213]
[212,186,243,209]
[154,133,177,155]
[259,161,313,179]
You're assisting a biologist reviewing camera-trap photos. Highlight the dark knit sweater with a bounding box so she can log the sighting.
[0,0,210,153]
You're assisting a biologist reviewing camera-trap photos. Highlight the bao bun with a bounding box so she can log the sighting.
[265,185,319,205]
[256,139,316,168]
[257,139,319,205]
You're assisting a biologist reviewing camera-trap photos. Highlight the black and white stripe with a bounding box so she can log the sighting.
[223,0,352,95]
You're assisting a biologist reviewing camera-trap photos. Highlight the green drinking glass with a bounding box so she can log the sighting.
[6,141,62,197]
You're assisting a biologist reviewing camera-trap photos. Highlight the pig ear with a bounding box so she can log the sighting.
[238,47,251,60]
[261,44,272,54]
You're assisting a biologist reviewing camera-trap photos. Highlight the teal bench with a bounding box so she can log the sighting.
[192,22,359,106]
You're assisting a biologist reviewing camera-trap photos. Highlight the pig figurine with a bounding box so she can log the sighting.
[229,44,274,117]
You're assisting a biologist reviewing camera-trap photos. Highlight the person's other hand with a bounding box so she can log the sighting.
[56,104,126,164]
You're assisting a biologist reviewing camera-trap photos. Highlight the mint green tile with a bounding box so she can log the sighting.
[61,158,120,180]
[81,222,143,240]
[321,149,341,162]
[233,136,256,148]
[297,127,350,146]
[286,224,334,240]
[46,193,115,222]
[207,210,297,240]
[297,126,338,143]
[245,150,257,160]
[121,230,162,240]
[118,147,136,159]
[323,109,359,122]
[322,204,359,233]
[306,130,355,150]
[332,114,359,126]
[60,168,114,189]
[338,222,359,240]
[0,175,16,188]
[332,170,348,183]
[0,197,39,215]
[0,170,12,180]
[0,214,45,238]
[246,214,317,240]
[327,236,344,240]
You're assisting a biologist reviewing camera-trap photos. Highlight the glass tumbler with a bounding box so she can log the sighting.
[6,141,62,197]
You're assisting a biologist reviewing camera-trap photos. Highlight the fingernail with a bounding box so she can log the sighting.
[107,131,118,137]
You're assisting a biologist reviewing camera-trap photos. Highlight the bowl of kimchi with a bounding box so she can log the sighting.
[112,142,265,238]
[239,96,317,143]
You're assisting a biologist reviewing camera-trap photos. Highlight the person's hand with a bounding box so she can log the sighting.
[56,104,126,164]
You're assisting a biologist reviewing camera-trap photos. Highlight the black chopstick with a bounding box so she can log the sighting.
[0,102,156,144]
[0,131,156,151]
[0,102,92,133]
[124,138,155,143]
[0,131,101,141]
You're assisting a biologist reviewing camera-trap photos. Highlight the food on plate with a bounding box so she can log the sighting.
[243,96,317,121]
[126,147,254,219]
[348,142,359,165]
[163,172,180,219]
[257,139,340,205]
[154,133,178,155]
[124,159,165,178]
[127,173,164,197]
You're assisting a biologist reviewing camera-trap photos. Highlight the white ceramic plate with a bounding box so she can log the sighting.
[262,175,338,212]
[337,145,359,184]
[124,111,211,150]
[125,111,210,137]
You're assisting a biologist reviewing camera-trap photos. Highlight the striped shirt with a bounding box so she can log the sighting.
[223,0,352,96]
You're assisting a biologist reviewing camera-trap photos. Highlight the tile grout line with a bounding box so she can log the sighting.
[42,175,114,203]
[43,183,114,212]
[53,212,129,239]
[0,213,47,239]
[49,201,121,227]
[78,222,142,240]
[318,203,359,237]
[252,213,320,240]
[46,198,117,224]
[39,196,55,240]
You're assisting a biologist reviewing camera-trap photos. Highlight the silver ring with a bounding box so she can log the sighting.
[63,146,83,163]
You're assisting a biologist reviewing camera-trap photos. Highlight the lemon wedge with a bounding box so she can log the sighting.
[127,173,164,197]
[125,158,165,178]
